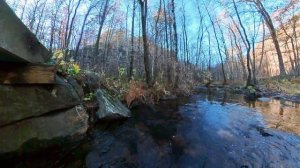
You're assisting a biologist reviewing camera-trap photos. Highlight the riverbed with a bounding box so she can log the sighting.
[1,92,300,168]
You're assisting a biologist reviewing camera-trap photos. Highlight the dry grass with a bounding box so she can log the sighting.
[125,80,146,107]
[99,70,200,107]
[260,77,300,95]
[101,77,173,107]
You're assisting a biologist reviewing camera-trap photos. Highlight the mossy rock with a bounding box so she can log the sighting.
[244,85,262,101]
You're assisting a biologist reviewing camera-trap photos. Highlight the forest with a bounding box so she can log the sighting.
[6,0,300,92]
[1,0,300,167]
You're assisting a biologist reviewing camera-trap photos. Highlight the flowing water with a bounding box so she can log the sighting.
[1,92,300,168]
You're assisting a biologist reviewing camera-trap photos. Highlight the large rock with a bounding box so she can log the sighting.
[0,105,89,153]
[0,76,81,126]
[244,85,262,101]
[95,89,130,120]
[0,1,50,63]
[79,71,101,93]
[67,77,84,99]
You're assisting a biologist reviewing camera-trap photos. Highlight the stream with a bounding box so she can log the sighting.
[1,92,300,168]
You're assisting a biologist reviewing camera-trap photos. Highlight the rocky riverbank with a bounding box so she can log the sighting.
[0,72,131,155]
[197,82,300,103]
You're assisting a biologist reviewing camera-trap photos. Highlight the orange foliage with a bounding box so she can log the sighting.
[125,80,146,107]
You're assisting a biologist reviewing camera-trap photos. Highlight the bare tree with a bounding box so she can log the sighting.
[94,0,110,56]
[206,6,227,85]
[257,21,266,75]
[138,0,151,85]
[64,0,82,58]
[233,0,252,86]
[152,0,162,82]
[245,0,286,75]
[128,0,136,80]
[49,0,63,53]
[170,0,179,88]
[75,1,99,58]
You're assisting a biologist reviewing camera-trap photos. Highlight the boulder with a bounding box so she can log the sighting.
[0,105,89,153]
[244,85,262,101]
[0,76,81,126]
[79,71,101,93]
[95,89,130,120]
[0,1,50,63]
[67,77,84,99]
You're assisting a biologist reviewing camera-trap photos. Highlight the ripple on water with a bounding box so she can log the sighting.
[1,93,300,167]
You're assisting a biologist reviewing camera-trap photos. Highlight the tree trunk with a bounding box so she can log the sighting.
[251,0,286,75]
[138,0,151,85]
[94,0,110,56]
[233,0,252,86]
[206,7,227,85]
[64,0,81,58]
[75,3,97,58]
[152,0,162,82]
[128,0,136,80]
[171,0,180,88]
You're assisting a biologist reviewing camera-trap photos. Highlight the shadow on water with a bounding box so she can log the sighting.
[79,92,300,168]
[1,92,300,167]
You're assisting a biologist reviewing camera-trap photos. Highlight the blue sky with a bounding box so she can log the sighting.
[7,0,300,65]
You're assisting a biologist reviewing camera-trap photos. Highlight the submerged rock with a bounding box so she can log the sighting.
[95,89,130,120]
[0,76,81,126]
[161,95,177,101]
[244,85,262,101]
[257,97,271,102]
[0,105,88,154]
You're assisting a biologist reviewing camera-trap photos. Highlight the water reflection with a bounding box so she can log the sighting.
[205,91,300,136]
[252,99,300,135]
[1,93,300,167]
[82,94,300,167]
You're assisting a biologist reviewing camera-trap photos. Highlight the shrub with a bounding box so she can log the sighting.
[56,61,81,77]
[50,50,81,77]
[84,92,96,102]
[247,86,256,94]
[125,80,145,107]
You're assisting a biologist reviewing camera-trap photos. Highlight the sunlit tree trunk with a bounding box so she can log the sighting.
[247,0,286,75]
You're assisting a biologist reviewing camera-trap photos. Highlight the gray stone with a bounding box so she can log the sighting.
[0,77,81,126]
[161,95,177,101]
[67,77,84,99]
[0,105,89,153]
[80,71,101,93]
[95,89,130,120]
[0,1,50,63]
[257,97,271,102]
